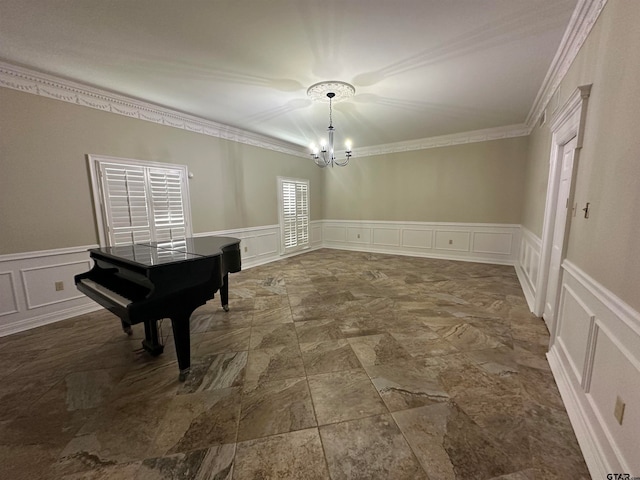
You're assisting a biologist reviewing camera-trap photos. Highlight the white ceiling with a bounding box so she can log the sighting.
[0,0,578,153]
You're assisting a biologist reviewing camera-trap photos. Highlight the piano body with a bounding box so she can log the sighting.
[75,236,241,381]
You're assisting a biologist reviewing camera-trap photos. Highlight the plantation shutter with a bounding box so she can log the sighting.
[148,168,187,242]
[282,181,297,249]
[99,162,152,246]
[295,182,309,247]
[92,156,191,246]
[279,177,310,253]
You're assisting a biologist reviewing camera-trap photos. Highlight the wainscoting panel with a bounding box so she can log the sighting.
[555,285,595,386]
[323,225,347,243]
[401,229,433,249]
[548,260,640,477]
[587,323,640,473]
[255,231,278,257]
[515,227,541,312]
[372,228,401,247]
[1,221,521,337]
[0,223,329,336]
[346,227,371,244]
[194,225,282,269]
[0,246,101,337]
[21,260,92,310]
[322,221,520,265]
[434,230,471,252]
[472,231,513,256]
[240,236,257,260]
[311,223,323,248]
[0,271,19,316]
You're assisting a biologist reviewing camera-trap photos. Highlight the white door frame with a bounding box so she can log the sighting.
[534,85,591,327]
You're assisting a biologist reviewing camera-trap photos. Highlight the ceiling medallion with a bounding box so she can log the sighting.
[307,81,355,103]
[307,81,355,168]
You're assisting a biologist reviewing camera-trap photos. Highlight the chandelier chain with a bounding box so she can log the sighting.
[329,97,333,128]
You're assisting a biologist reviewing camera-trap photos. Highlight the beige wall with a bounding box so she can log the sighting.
[0,88,322,254]
[323,136,528,224]
[520,124,551,237]
[3,0,638,314]
[520,0,640,312]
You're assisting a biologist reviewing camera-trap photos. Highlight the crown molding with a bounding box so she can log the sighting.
[2,0,603,168]
[0,61,531,159]
[0,61,308,158]
[352,124,531,158]
[525,0,608,128]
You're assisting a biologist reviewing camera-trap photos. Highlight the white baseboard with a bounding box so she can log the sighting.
[0,302,102,337]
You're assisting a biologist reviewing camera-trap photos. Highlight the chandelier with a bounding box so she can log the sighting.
[307,81,355,167]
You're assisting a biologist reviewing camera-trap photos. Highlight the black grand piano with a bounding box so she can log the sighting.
[75,236,241,381]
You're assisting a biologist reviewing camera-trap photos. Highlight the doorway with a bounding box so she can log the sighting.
[534,85,591,339]
[542,136,577,329]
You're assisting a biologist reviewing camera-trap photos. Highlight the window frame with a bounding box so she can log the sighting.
[87,154,193,247]
[277,176,310,255]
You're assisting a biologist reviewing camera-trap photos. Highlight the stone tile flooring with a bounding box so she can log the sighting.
[0,249,591,479]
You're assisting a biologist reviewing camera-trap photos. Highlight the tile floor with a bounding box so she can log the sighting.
[0,249,591,479]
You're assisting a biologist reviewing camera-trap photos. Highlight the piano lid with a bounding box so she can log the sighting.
[90,243,204,267]
[144,236,240,257]
[90,236,241,269]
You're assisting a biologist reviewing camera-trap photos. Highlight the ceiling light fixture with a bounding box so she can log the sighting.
[307,81,355,168]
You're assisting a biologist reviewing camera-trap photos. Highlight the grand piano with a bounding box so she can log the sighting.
[75,236,241,381]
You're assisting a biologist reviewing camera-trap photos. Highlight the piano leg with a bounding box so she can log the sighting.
[171,315,191,382]
[142,320,164,356]
[221,273,230,311]
[121,320,133,336]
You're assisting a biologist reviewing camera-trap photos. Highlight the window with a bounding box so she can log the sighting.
[277,177,309,254]
[88,155,192,246]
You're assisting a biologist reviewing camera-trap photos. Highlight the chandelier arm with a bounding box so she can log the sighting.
[314,152,329,167]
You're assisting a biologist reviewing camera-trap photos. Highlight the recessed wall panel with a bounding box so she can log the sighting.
[311,225,322,244]
[401,229,433,249]
[347,227,370,244]
[0,272,18,316]
[557,286,594,383]
[588,326,640,473]
[256,233,278,256]
[323,226,347,243]
[472,232,512,255]
[21,261,90,309]
[434,230,470,252]
[241,237,256,259]
[373,228,400,247]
